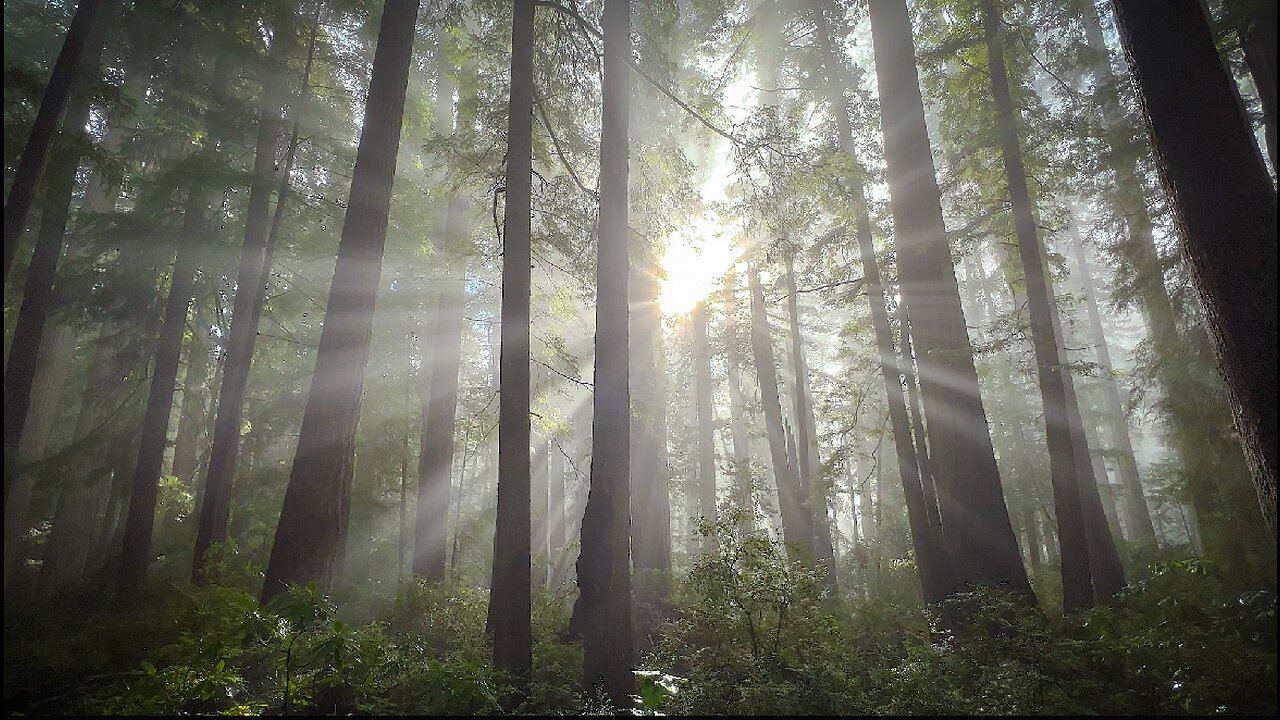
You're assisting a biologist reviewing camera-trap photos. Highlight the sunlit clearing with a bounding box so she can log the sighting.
[657,215,743,317]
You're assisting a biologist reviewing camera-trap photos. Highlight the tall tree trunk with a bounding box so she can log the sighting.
[812,0,950,601]
[982,0,1122,609]
[574,0,633,704]
[261,0,418,601]
[692,301,717,537]
[3,25,106,502]
[489,0,534,688]
[782,257,839,594]
[868,0,1031,597]
[1112,0,1278,539]
[1071,232,1156,541]
[747,267,815,560]
[2,0,110,286]
[1086,4,1265,571]
[723,269,754,530]
[193,6,310,580]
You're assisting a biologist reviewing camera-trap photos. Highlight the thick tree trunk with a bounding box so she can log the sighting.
[1087,4,1267,569]
[982,0,1117,609]
[574,0,634,704]
[261,0,418,601]
[1071,233,1156,541]
[192,10,302,579]
[869,0,1031,597]
[2,0,110,286]
[488,0,534,688]
[1113,0,1278,539]
[747,267,815,560]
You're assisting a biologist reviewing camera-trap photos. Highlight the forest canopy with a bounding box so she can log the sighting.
[2,0,1277,715]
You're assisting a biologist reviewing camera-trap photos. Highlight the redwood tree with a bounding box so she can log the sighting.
[261,0,419,602]
[1112,0,1278,538]
[573,0,634,704]
[868,0,1031,597]
[488,0,535,688]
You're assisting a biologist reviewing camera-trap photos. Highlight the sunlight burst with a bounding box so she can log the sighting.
[657,215,743,317]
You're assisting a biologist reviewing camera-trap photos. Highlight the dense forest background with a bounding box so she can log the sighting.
[2,0,1276,715]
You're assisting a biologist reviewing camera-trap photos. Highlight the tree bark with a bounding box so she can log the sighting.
[574,0,634,704]
[1113,0,1278,539]
[869,0,1031,597]
[2,0,111,286]
[488,0,534,689]
[260,0,418,601]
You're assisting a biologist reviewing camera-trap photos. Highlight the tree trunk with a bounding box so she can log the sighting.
[899,311,942,531]
[116,56,232,592]
[723,269,755,530]
[2,0,111,286]
[1087,3,1267,571]
[747,267,815,560]
[982,0,1117,609]
[1113,0,1278,539]
[3,28,105,501]
[868,0,1031,597]
[488,0,534,689]
[782,257,839,594]
[692,301,717,538]
[171,309,210,487]
[1071,232,1156,540]
[193,7,303,579]
[2,325,74,591]
[574,0,634,704]
[261,0,418,601]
